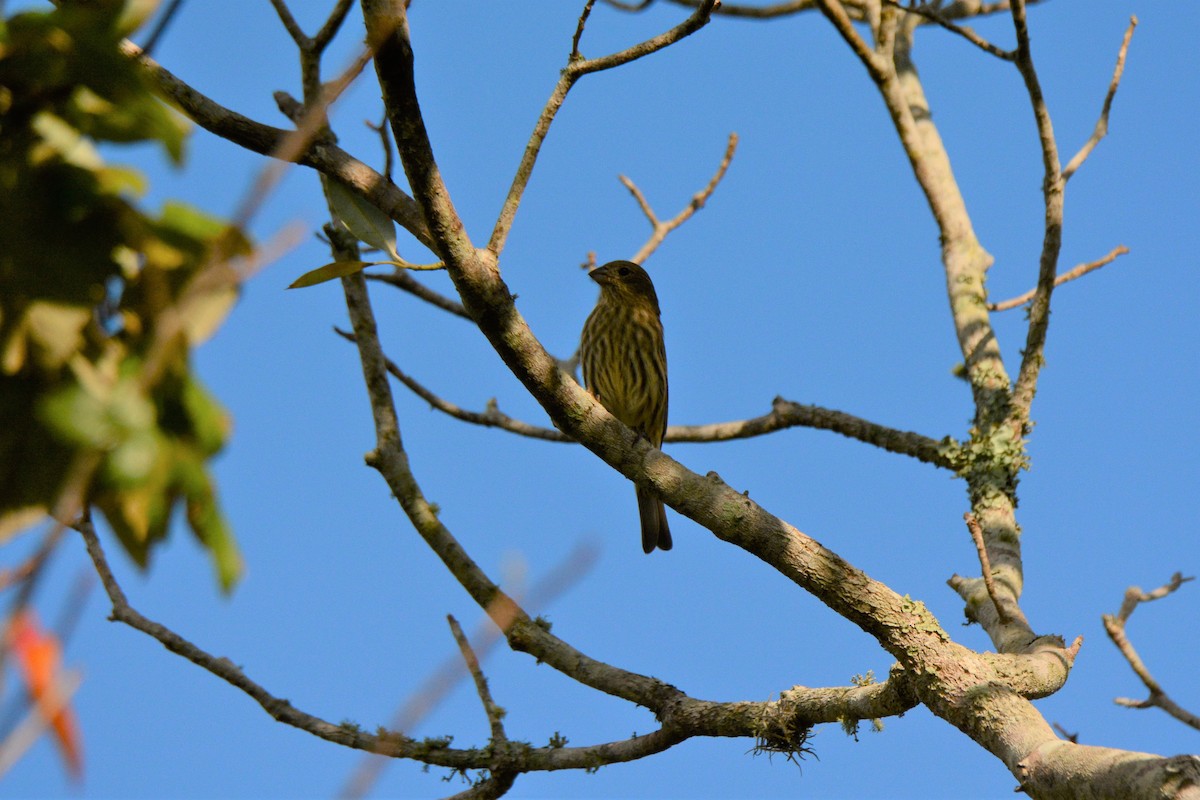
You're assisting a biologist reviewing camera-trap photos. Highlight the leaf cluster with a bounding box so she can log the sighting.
[0,3,246,589]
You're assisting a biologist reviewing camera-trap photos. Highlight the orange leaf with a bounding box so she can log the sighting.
[8,610,83,780]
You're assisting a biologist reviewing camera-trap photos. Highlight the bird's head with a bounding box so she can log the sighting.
[588,260,661,312]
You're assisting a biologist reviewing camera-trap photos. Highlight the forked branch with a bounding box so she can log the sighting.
[488,0,719,254]
[1103,573,1200,730]
[624,133,738,264]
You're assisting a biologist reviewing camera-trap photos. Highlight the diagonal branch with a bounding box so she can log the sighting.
[1062,16,1137,181]
[447,616,507,745]
[365,271,470,318]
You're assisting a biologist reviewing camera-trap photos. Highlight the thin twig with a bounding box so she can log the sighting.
[882,0,1014,60]
[487,0,718,255]
[366,112,395,182]
[442,772,518,800]
[571,0,599,60]
[1051,722,1078,744]
[313,0,357,53]
[1103,573,1200,729]
[231,45,375,230]
[366,271,470,318]
[627,133,738,264]
[338,543,599,800]
[1062,16,1137,182]
[603,0,654,10]
[267,0,310,47]
[964,513,1008,623]
[448,616,507,744]
[814,0,888,79]
[139,0,187,56]
[988,246,1129,311]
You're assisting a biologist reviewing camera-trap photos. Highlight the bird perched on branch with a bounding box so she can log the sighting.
[579,260,672,553]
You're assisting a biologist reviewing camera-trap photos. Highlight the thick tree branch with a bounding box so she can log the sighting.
[362,13,1091,777]
[814,0,1031,655]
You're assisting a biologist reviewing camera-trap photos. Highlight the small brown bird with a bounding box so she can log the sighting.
[579,260,672,553]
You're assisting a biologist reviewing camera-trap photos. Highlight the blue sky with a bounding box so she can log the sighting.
[6,1,1199,797]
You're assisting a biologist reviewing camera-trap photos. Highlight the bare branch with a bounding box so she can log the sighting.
[365,112,396,182]
[627,133,738,264]
[313,0,356,53]
[487,0,719,255]
[1051,722,1079,744]
[814,0,889,79]
[1103,574,1200,730]
[988,245,1129,312]
[76,516,738,774]
[139,0,186,56]
[1007,0,1065,423]
[963,513,1009,623]
[671,398,952,467]
[333,326,571,442]
[339,544,600,800]
[267,0,310,47]
[447,616,507,744]
[1062,16,1137,182]
[342,340,955,466]
[119,42,435,251]
[882,0,1014,60]
[659,0,841,19]
[367,271,470,319]
[571,0,599,60]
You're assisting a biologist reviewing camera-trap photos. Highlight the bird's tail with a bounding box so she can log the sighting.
[636,486,672,553]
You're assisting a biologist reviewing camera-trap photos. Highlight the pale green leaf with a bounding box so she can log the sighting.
[327,180,399,259]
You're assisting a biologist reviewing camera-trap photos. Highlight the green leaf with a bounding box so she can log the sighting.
[288,260,386,289]
[179,374,231,457]
[176,454,243,592]
[327,180,399,259]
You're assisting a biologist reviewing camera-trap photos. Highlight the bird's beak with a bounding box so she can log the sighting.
[587,265,609,284]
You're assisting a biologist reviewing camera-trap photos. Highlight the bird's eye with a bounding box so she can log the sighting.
[618,266,631,277]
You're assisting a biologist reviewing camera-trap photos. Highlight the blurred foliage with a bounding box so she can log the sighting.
[0,1,246,590]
